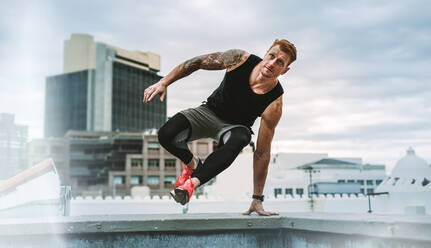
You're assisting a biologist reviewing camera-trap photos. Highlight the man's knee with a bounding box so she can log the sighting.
[239,131,252,147]
[229,127,252,148]
[158,113,190,147]
[157,124,170,147]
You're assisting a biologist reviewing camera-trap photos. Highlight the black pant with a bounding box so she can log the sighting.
[158,113,251,186]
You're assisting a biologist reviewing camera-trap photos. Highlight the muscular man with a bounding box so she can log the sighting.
[143,39,296,216]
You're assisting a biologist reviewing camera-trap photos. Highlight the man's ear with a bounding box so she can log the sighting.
[281,67,290,75]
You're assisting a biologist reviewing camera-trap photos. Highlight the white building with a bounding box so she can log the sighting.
[265,153,386,198]
[374,147,431,215]
[204,151,386,200]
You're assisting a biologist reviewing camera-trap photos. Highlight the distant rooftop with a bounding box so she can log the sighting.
[297,158,363,170]
[63,33,160,73]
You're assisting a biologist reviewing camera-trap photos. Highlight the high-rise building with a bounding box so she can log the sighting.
[44,34,165,138]
[0,113,28,180]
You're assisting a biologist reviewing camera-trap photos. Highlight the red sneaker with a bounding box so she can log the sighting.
[172,178,195,205]
[174,162,194,188]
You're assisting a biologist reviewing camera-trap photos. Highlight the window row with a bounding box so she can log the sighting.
[131,158,177,168]
[274,188,304,197]
[337,179,383,186]
[274,187,376,197]
[113,175,176,185]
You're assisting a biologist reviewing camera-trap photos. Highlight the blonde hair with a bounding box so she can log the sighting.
[268,39,297,65]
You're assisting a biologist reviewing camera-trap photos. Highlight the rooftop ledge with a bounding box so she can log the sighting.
[1,213,431,247]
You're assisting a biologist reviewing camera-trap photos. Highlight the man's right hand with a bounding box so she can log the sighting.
[143,80,167,103]
[242,199,279,216]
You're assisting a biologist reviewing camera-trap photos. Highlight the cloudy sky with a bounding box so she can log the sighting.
[1,0,430,173]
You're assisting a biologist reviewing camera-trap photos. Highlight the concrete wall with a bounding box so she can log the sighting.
[1,213,430,248]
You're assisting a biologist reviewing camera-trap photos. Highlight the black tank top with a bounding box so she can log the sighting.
[206,54,284,127]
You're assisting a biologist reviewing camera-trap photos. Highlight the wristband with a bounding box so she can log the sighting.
[252,194,264,202]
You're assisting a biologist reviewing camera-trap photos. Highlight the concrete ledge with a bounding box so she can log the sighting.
[1,212,431,242]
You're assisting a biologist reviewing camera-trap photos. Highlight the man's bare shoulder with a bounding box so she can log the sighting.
[223,49,250,71]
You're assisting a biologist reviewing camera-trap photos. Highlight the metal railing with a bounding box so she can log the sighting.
[367,192,389,213]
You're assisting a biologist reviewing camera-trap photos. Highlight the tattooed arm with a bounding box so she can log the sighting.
[143,49,249,103]
[181,49,250,73]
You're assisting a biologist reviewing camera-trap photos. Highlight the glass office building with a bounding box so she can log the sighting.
[111,62,165,132]
[45,70,89,137]
[45,34,165,138]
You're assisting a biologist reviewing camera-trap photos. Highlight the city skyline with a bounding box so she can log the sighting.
[1,0,430,173]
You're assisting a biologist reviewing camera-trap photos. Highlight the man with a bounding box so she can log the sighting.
[143,39,296,216]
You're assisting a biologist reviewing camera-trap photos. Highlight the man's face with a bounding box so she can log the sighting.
[261,45,291,78]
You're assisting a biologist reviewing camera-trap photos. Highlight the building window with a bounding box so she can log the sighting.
[130,176,143,185]
[376,179,383,185]
[113,176,125,185]
[164,176,176,186]
[274,188,282,197]
[285,188,293,195]
[165,159,176,168]
[131,159,143,168]
[367,188,374,194]
[122,145,140,151]
[366,180,374,185]
[392,177,400,186]
[337,180,345,183]
[148,159,159,168]
[148,142,160,151]
[357,180,364,185]
[296,188,304,195]
[360,188,365,194]
[347,180,355,183]
[147,176,160,185]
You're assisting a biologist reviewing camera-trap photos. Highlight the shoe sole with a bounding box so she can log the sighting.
[171,188,189,205]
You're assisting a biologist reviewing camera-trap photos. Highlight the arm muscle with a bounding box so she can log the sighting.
[253,96,283,195]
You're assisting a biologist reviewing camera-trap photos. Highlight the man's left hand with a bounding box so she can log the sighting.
[242,199,279,216]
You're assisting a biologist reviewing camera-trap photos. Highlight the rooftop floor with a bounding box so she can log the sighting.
[1,212,431,247]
